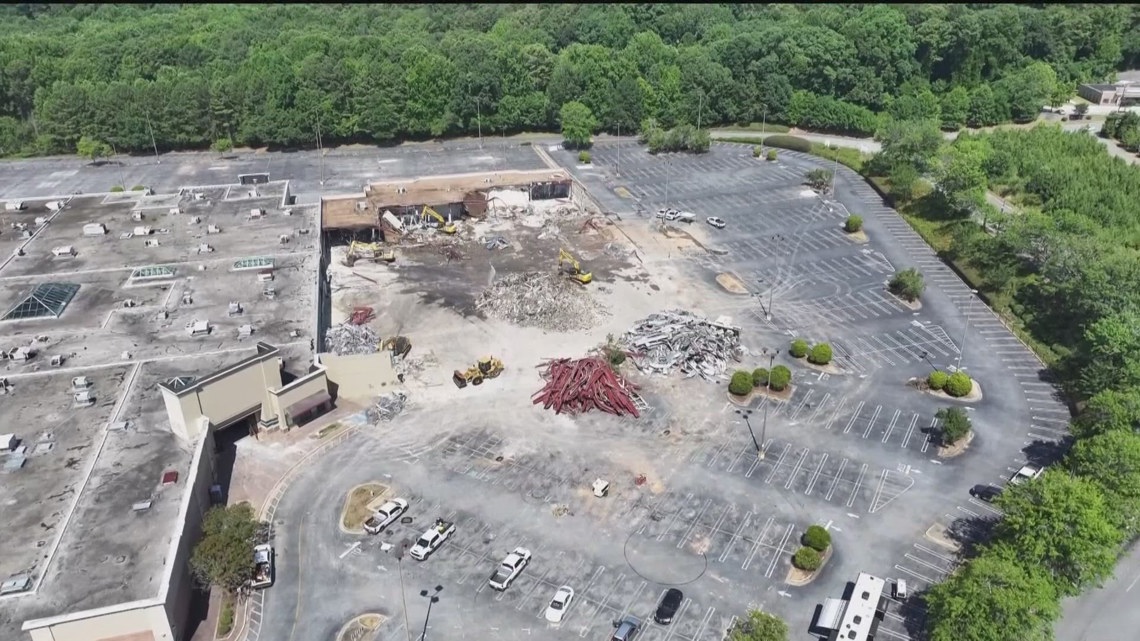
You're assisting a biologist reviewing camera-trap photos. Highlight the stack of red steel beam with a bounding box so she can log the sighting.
[349,306,375,325]
[532,357,640,417]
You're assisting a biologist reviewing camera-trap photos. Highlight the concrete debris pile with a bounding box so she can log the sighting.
[324,322,380,356]
[622,310,744,382]
[369,391,408,422]
[474,272,607,332]
[532,357,640,417]
[483,235,509,250]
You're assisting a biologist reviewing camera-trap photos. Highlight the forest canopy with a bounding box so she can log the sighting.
[0,3,1137,156]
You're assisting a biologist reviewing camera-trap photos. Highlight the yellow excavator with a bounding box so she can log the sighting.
[558,248,593,284]
[453,356,504,388]
[422,205,458,234]
[344,240,395,267]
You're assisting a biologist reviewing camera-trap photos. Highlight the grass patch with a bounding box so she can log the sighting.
[216,593,236,637]
[808,142,869,173]
[717,123,791,134]
[341,482,388,531]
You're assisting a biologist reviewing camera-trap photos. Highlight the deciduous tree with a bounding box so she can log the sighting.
[559,100,596,149]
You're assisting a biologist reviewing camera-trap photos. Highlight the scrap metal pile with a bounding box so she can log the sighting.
[324,322,380,356]
[474,272,606,332]
[621,310,744,382]
[532,357,640,418]
[368,391,408,422]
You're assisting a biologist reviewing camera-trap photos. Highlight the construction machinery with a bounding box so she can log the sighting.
[453,356,504,388]
[558,248,593,284]
[344,240,395,267]
[422,205,458,234]
[381,336,412,360]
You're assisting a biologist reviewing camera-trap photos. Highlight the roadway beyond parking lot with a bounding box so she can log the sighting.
[247,140,1071,641]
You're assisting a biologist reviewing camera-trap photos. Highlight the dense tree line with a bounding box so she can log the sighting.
[871,123,1140,639]
[0,3,1138,156]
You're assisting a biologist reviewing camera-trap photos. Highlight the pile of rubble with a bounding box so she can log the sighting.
[474,272,607,332]
[368,391,408,422]
[621,310,745,382]
[324,322,380,356]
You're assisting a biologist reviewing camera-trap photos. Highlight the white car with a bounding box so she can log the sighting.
[1009,465,1043,486]
[545,585,575,623]
[363,498,408,535]
[488,547,532,590]
[706,216,727,229]
[408,519,455,561]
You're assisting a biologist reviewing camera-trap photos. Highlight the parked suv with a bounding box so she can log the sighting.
[611,615,642,641]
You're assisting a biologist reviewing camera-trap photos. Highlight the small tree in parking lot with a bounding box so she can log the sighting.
[752,145,763,158]
[889,268,926,302]
[805,168,833,191]
[727,609,788,641]
[767,149,777,162]
[936,407,972,445]
[752,368,769,387]
[768,365,792,391]
[789,339,809,358]
[729,370,753,396]
[802,525,832,552]
[808,343,833,365]
[945,371,973,397]
[928,370,949,391]
[792,546,822,571]
[844,215,864,233]
[190,503,266,597]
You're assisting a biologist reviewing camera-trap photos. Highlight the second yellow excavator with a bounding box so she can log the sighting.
[343,240,395,266]
[558,248,593,284]
[422,205,458,234]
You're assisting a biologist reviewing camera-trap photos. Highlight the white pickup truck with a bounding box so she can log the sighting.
[250,544,274,589]
[363,498,408,535]
[1009,465,1043,486]
[488,547,532,591]
[409,519,455,561]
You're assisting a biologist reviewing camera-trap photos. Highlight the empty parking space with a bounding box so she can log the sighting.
[829,323,959,373]
[776,288,914,331]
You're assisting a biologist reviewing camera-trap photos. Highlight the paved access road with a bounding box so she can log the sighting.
[1055,540,1140,641]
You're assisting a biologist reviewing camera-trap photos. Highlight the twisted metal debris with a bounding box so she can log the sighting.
[474,271,607,332]
[621,310,745,382]
[368,391,407,422]
[324,322,379,356]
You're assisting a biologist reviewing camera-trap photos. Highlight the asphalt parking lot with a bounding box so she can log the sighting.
[240,139,1073,641]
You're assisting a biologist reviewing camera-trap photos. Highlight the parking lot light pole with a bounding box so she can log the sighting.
[734,408,760,454]
[760,348,780,459]
[955,289,980,371]
[418,585,443,641]
[919,350,938,372]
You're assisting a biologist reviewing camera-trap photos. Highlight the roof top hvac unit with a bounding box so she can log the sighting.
[186,320,211,337]
[249,208,265,219]
[4,201,25,211]
[83,223,107,236]
[51,246,76,258]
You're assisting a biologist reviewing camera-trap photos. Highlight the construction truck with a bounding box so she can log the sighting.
[558,248,593,284]
[344,240,395,267]
[453,356,504,388]
[422,205,458,234]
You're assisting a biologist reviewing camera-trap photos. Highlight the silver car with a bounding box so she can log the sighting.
[706,216,726,229]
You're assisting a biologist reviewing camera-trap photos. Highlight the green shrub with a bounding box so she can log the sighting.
[928,370,949,391]
[805,168,833,191]
[936,406,972,445]
[578,150,591,164]
[789,339,809,358]
[763,135,812,153]
[802,525,831,552]
[844,215,864,233]
[752,145,762,158]
[889,268,925,302]
[808,343,833,365]
[767,149,778,161]
[216,595,235,636]
[606,348,626,367]
[792,546,822,571]
[768,365,792,391]
[752,368,769,387]
[729,370,753,396]
[130,185,146,191]
[109,185,124,192]
[945,371,973,398]
[211,137,233,153]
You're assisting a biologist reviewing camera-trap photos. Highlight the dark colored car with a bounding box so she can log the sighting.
[970,484,1002,502]
[654,588,684,625]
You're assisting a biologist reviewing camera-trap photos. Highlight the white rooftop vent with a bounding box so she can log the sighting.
[50,354,63,367]
[132,500,152,512]
[51,246,76,258]
[193,192,205,200]
[71,376,91,391]
[8,347,32,362]
[186,319,210,336]
[250,208,265,218]
[134,226,152,236]
[0,434,16,451]
[169,207,182,215]
[34,216,48,226]
[238,324,253,338]
[206,224,221,234]
[227,302,243,316]
[197,243,213,254]
[82,223,107,236]
[73,390,95,406]
[144,238,160,247]
[119,232,134,240]
[131,212,144,222]
[188,216,201,225]
[0,575,32,596]
[4,201,25,211]
[45,201,62,211]
[278,234,290,244]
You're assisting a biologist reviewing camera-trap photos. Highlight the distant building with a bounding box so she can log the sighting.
[1079,83,1140,107]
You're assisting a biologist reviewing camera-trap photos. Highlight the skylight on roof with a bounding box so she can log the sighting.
[232,257,275,271]
[130,265,177,280]
[2,283,79,321]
